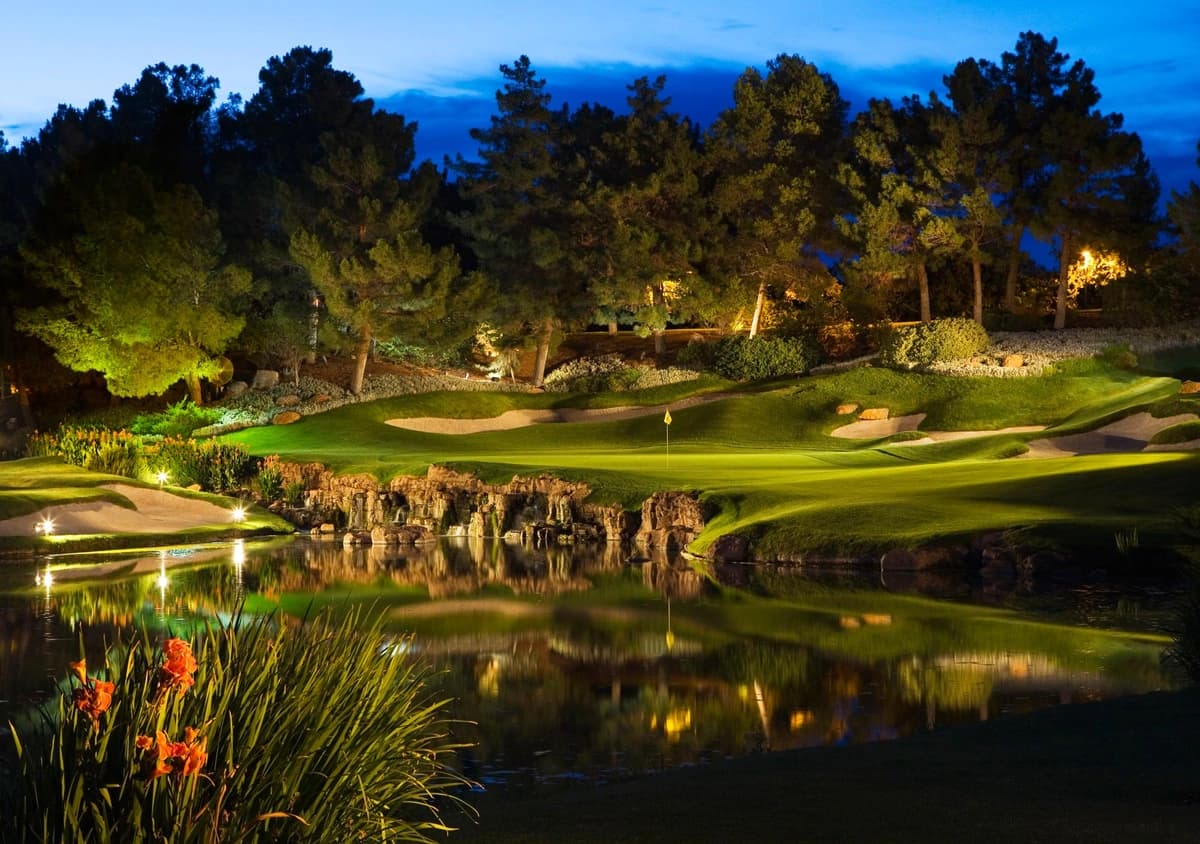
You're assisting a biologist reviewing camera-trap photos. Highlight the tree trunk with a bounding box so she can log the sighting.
[652,282,667,355]
[184,372,203,406]
[972,257,984,325]
[1054,231,1071,330]
[607,321,618,334]
[748,281,767,338]
[1004,225,1024,313]
[916,262,931,323]
[351,326,371,395]
[532,317,553,387]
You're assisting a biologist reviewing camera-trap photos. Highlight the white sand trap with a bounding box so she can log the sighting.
[0,483,239,536]
[890,425,1047,448]
[386,393,733,435]
[1021,412,1200,458]
[830,413,927,439]
[831,413,1045,445]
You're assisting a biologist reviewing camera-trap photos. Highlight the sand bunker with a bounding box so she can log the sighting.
[830,414,1045,444]
[830,410,1200,456]
[386,393,733,435]
[1020,412,1199,458]
[0,483,239,537]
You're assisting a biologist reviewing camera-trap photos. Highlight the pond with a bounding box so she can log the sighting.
[0,536,1178,793]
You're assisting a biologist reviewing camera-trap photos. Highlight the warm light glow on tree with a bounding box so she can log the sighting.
[1066,247,1128,304]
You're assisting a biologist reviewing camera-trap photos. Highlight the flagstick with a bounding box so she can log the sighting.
[666,422,670,468]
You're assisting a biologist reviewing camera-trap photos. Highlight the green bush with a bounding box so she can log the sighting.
[879,319,990,368]
[149,437,254,493]
[84,439,144,479]
[675,340,717,371]
[255,455,285,501]
[131,399,223,438]
[3,609,470,842]
[711,335,820,381]
[1096,343,1139,370]
[25,427,143,475]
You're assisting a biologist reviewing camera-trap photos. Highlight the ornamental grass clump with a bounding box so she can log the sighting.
[4,609,470,842]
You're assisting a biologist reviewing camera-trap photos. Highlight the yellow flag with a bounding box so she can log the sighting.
[664,409,673,425]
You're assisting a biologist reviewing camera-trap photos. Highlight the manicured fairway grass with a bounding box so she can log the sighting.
[225,361,1200,556]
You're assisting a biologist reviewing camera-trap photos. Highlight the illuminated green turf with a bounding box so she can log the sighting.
[222,361,1200,554]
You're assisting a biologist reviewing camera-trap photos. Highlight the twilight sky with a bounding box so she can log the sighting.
[3,1,1198,196]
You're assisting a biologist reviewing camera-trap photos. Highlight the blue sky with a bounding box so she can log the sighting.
[3,1,1198,195]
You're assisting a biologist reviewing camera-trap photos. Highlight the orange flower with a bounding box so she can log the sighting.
[158,638,198,693]
[135,727,207,780]
[68,659,115,725]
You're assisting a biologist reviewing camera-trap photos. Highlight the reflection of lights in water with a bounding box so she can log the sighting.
[478,656,503,698]
[231,539,245,595]
[35,564,54,591]
[156,551,169,604]
[649,708,693,742]
[789,710,815,731]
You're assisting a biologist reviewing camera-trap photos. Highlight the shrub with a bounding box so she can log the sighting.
[711,335,820,381]
[879,318,990,368]
[84,439,144,479]
[148,437,254,493]
[675,339,717,371]
[544,354,645,393]
[283,480,306,508]
[3,609,470,842]
[255,454,285,501]
[1096,343,1139,370]
[25,427,143,475]
[131,399,223,438]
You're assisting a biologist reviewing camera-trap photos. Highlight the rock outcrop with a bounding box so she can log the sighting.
[271,462,673,548]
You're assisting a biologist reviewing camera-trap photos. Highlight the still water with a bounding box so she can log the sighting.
[0,536,1176,791]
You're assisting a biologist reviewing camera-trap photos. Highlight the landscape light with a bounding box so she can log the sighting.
[231,504,246,523]
[36,516,55,536]
[156,470,169,488]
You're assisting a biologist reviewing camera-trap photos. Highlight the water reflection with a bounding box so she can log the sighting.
[0,536,1173,792]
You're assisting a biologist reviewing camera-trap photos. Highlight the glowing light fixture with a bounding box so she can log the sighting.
[231,504,247,523]
[156,470,169,488]
[35,516,55,536]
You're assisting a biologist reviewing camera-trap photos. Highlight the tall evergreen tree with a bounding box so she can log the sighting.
[841,97,947,323]
[584,77,707,353]
[706,55,848,335]
[453,56,585,386]
[289,108,459,395]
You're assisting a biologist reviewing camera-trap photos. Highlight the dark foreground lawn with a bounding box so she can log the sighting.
[449,688,1200,844]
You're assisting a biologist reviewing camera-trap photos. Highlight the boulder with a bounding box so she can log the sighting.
[708,533,750,563]
[272,410,301,425]
[1181,380,1200,395]
[1002,353,1024,368]
[225,380,248,399]
[319,522,336,534]
[275,394,301,407]
[312,394,332,404]
[858,407,889,421]
[835,403,859,415]
[251,369,280,390]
